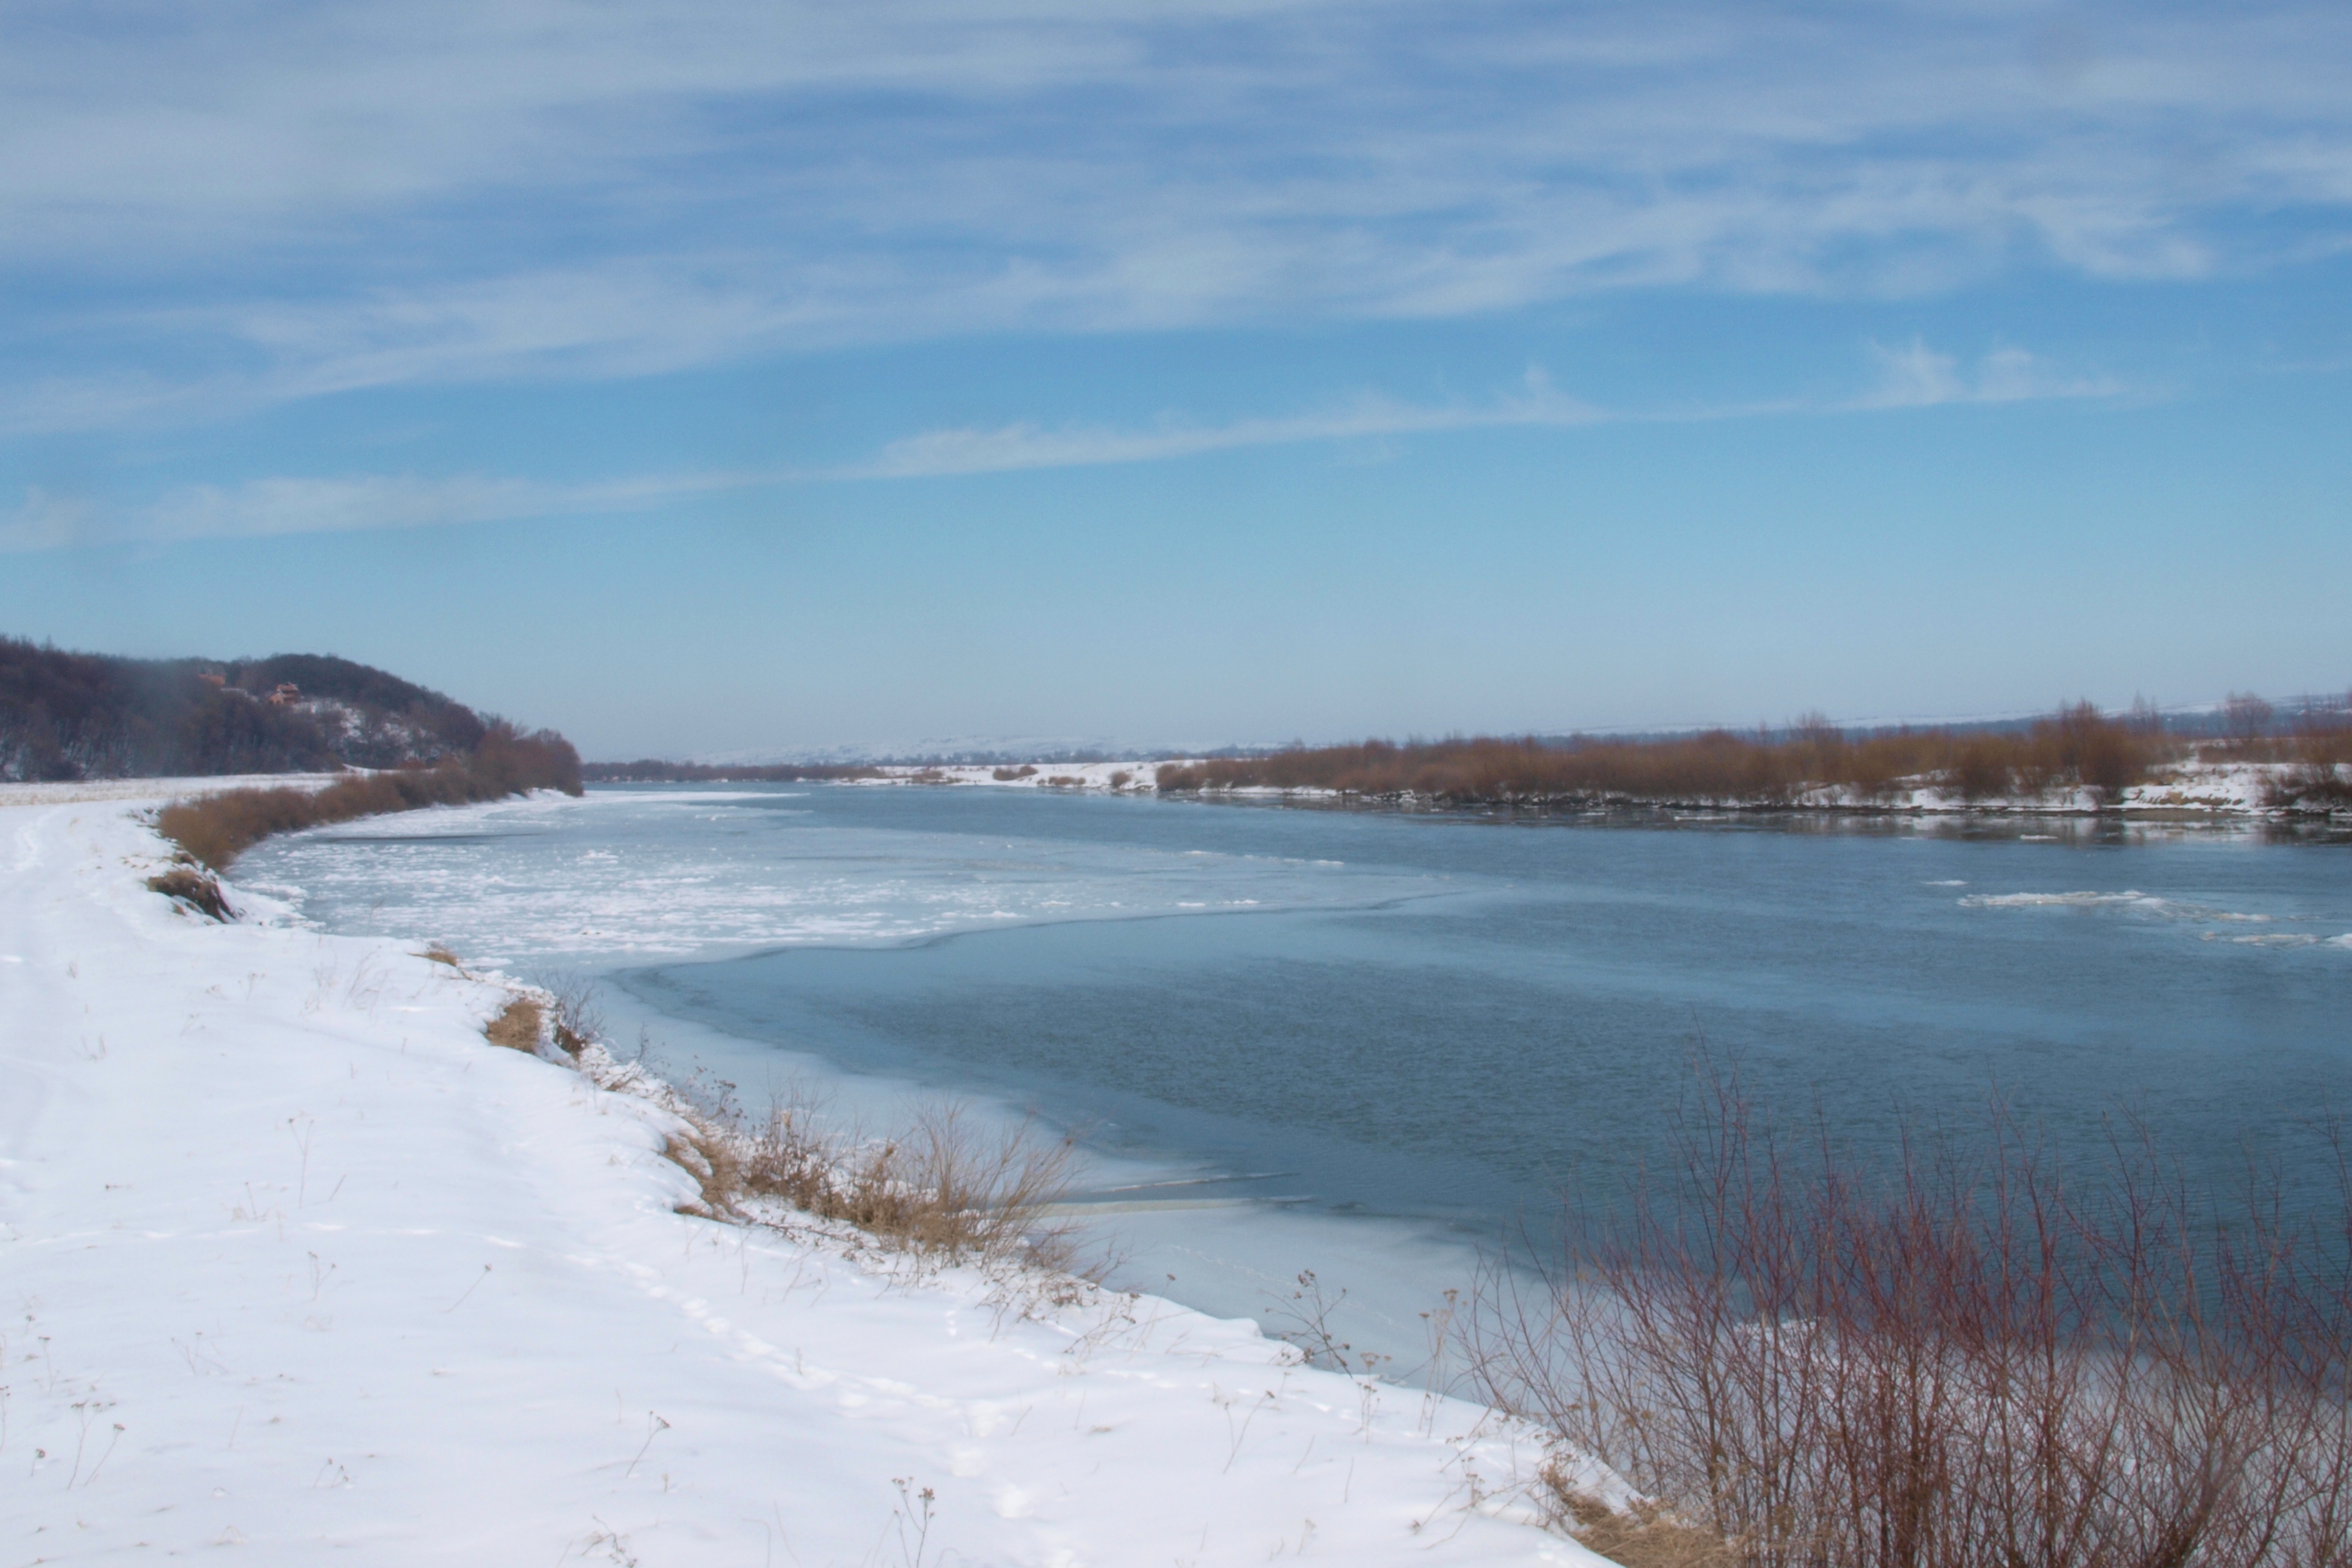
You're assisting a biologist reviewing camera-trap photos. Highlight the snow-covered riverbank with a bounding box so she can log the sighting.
[848,758,2344,818]
[0,790,1591,1565]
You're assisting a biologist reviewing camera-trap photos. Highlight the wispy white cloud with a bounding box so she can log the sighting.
[1854,339,2133,409]
[0,471,752,553]
[0,1,2342,423]
[834,373,1605,478]
[3,344,2132,549]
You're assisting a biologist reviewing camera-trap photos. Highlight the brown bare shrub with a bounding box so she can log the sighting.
[2270,705,2352,810]
[155,721,582,869]
[484,997,543,1051]
[1464,1059,2352,1568]
[538,973,603,1057]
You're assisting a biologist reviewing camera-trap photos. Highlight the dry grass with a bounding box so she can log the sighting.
[663,1129,745,1219]
[1464,1059,2352,1568]
[471,981,1084,1282]
[153,722,582,869]
[483,997,543,1051]
[1542,1474,1739,1568]
[737,1093,1081,1270]
[145,863,230,919]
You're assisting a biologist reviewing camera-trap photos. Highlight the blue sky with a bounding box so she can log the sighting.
[2,0,2347,757]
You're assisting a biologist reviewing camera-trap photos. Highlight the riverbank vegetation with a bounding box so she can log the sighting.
[1159,698,2352,808]
[154,722,581,870]
[509,978,1083,1272]
[1465,1062,2352,1567]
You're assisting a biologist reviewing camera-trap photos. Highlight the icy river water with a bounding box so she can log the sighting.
[239,783,2352,1367]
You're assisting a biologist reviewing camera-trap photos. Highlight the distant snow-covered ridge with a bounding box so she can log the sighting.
[0,788,1601,1565]
[848,758,2346,816]
[841,758,1178,792]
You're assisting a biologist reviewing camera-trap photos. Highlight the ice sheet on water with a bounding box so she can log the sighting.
[235,787,1444,971]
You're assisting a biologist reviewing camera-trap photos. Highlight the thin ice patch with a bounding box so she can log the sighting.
[1961,891,2273,923]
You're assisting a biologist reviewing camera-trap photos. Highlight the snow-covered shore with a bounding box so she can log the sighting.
[850,758,2344,818]
[1,790,1591,1565]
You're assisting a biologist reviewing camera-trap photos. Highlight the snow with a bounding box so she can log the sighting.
[0,773,347,807]
[0,790,1592,1565]
[845,761,1175,794]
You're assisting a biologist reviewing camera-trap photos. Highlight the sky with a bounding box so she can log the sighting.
[1,0,2347,758]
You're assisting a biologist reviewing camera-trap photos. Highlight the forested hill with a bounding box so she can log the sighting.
[0,638,527,781]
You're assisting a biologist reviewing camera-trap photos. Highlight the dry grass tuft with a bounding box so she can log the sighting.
[146,864,230,919]
[739,1091,1079,1269]
[521,984,1083,1277]
[663,1130,744,1219]
[483,997,544,1051]
[422,943,463,968]
[1540,1473,1738,1568]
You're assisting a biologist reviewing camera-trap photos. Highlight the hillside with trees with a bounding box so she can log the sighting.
[0,637,562,783]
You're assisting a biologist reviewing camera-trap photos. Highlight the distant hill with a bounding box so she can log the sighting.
[0,638,503,781]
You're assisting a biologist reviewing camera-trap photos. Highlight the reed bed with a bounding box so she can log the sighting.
[155,722,581,868]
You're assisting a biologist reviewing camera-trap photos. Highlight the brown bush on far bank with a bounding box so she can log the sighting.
[155,721,582,868]
[1156,703,2173,808]
[2268,699,2352,809]
[1463,1062,2352,1568]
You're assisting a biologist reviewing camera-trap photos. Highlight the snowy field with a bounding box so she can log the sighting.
[1,790,1594,1565]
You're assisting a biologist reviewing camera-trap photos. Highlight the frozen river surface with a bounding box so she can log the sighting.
[240,783,2352,1362]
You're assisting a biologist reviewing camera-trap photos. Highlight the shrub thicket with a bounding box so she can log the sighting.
[1465,1063,2352,1567]
[2270,703,2352,810]
[155,723,581,868]
[1157,704,2175,807]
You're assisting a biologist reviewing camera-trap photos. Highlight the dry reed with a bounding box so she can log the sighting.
[155,722,581,868]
